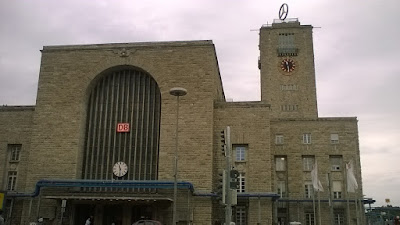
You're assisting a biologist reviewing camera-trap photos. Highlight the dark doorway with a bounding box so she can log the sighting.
[103,205,123,225]
[131,205,153,223]
[74,204,95,225]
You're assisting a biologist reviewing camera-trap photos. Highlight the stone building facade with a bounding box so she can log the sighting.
[0,18,364,225]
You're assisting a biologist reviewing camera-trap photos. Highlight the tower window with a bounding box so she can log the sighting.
[278,33,298,56]
[280,84,298,91]
[281,105,298,111]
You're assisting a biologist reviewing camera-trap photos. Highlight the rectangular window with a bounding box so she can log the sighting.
[304,182,314,198]
[281,105,299,111]
[305,213,315,225]
[237,173,246,193]
[331,134,339,144]
[8,144,22,161]
[334,211,345,225]
[303,133,311,144]
[303,156,315,171]
[277,180,287,197]
[7,171,17,191]
[275,135,284,145]
[236,206,247,225]
[330,156,343,171]
[278,33,297,56]
[275,157,287,171]
[280,84,298,91]
[235,146,246,161]
[332,181,342,199]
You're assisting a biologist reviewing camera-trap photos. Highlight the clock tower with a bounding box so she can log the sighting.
[259,19,318,119]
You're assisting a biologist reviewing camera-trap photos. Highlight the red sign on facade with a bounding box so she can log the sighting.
[117,123,130,133]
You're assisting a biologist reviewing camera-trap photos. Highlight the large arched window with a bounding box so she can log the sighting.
[82,68,161,183]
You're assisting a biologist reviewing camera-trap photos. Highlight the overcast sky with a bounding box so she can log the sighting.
[1,0,399,207]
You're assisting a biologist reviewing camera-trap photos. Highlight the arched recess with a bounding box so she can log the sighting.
[82,67,161,183]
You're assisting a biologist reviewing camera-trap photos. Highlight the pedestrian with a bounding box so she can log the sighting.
[85,216,93,225]
[0,210,5,225]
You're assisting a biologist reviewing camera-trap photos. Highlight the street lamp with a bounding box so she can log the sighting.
[169,87,187,225]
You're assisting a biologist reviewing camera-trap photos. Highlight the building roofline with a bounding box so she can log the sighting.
[318,117,358,121]
[271,117,358,122]
[0,105,36,112]
[260,18,313,29]
[41,40,226,102]
[214,101,271,109]
[41,40,214,51]
[210,44,226,101]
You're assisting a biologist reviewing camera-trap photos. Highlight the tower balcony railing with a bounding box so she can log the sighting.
[261,18,299,27]
[273,18,299,24]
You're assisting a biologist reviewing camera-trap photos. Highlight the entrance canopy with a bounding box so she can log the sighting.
[44,195,172,202]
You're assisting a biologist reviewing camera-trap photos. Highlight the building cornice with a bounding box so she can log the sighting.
[214,101,271,109]
[270,117,358,122]
[0,105,35,112]
[41,40,214,52]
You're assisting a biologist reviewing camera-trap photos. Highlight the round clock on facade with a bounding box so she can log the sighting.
[113,161,128,177]
[280,58,296,73]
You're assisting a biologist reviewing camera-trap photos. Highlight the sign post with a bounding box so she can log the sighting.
[225,126,232,225]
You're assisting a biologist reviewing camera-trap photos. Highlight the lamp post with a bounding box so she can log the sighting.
[169,87,187,225]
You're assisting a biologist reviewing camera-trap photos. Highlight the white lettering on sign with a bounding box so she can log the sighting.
[117,123,130,133]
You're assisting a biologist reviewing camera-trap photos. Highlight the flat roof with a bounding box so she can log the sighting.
[0,105,35,111]
[42,40,214,51]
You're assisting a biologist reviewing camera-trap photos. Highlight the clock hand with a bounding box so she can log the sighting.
[283,61,288,71]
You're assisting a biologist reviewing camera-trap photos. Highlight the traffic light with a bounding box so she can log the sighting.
[220,129,226,156]
[230,170,240,189]
[217,170,226,204]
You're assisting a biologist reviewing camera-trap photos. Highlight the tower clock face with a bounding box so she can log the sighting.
[280,58,296,73]
[113,161,128,177]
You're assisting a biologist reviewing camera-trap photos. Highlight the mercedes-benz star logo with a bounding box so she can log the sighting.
[279,3,289,20]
